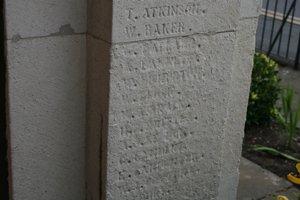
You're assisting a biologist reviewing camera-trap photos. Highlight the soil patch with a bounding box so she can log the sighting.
[242,122,300,179]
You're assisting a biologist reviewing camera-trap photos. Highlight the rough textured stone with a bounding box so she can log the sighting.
[5,0,86,39]
[106,33,237,200]
[7,35,86,200]
[5,0,259,199]
[218,0,261,199]
[85,0,260,199]
[240,0,261,18]
[6,0,88,198]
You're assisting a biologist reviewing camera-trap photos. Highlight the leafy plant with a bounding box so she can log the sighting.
[246,53,281,125]
[276,84,300,148]
[252,145,300,162]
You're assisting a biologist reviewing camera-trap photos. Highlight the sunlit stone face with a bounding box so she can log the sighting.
[106,32,237,199]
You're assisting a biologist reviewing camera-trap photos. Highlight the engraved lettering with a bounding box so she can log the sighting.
[142,3,204,19]
[144,22,185,37]
[126,8,134,21]
[125,25,137,38]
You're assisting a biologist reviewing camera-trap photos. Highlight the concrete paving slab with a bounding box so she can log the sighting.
[237,157,295,200]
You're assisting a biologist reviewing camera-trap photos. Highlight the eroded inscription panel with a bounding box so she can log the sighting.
[112,0,240,42]
[106,32,236,200]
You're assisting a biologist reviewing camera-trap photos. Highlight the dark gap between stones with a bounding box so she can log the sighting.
[0,0,9,199]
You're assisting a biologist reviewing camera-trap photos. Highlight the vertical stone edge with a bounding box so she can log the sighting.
[87,0,112,42]
[86,0,113,199]
[1,0,10,198]
[86,36,111,200]
[217,0,261,199]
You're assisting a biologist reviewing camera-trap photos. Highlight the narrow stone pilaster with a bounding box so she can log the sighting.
[218,1,261,199]
[5,0,87,199]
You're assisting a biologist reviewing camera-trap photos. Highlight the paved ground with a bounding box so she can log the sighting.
[237,157,300,200]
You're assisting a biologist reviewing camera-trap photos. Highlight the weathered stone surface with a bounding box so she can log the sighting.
[86,0,260,199]
[4,0,260,198]
[7,35,86,200]
[5,0,86,39]
[240,0,261,18]
[105,32,237,199]
[218,0,261,199]
[5,0,259,198]
[112,0,240,43]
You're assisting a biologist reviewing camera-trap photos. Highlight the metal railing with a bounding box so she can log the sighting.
[256,0,300,69]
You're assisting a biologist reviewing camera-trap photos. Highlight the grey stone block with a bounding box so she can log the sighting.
[7,35,86,200]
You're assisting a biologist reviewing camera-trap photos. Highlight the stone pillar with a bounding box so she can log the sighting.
[218,0,261,199]
[87,0,260,200]
[5,0,87,199]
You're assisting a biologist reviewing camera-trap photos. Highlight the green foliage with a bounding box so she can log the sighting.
[252,145,300,162]
[246,53,281,125]
[276,84,300,148]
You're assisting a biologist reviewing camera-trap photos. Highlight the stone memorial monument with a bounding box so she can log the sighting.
[5,0,260,199]
[86,0,260,199]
